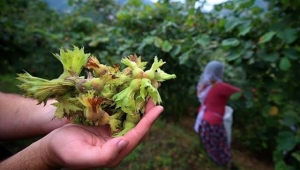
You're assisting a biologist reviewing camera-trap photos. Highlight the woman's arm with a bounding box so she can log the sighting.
[219,82,240,97]
[0,92,68,140]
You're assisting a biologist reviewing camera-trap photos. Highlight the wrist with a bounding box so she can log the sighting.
[35,99,69,135]
[38,135,61,169]
[0,138,58,170]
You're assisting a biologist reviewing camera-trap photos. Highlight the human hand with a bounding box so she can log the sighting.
[39,99,163,169]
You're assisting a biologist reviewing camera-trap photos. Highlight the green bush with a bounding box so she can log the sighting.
[1,0,300,168]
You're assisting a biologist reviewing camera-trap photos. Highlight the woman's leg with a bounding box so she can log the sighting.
[199,120,232,166]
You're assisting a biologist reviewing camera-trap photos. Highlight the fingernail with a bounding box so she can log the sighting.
[117,140,129,149]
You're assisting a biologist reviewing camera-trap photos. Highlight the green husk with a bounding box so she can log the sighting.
[17,46,176,136]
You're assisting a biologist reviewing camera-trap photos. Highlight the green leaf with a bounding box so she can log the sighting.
[277,131,296,151]
[281,116,297,127]
[230,91,242,100]
[251,6,263,14]
[179,51,189,65]
[89,37,109,47]
[225,19,241,32]
[214,4,223,11]
[262,105,271,117]
[226,53,241,61]
[217,19,226,29]
[292,153,300,162]
[53,97,82,119]
[267,93,285,104]
[243,50,254,59]
[259,52,279,62]
[258,31,276,44]
[239,0,255,8]
[283,49,299,60]
[195,34,211,47]
[221,38,240,47]
[137,42,147,51]
[238,25,251,36]
[224,1,235,10]
[162,40,173,52]
[143,36,155,45]
[279,57,291,71]
[154,37,163,48]
[170,45,181,58]
[276,28,297,44]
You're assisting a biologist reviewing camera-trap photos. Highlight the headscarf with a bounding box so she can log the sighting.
[197,60,225,103]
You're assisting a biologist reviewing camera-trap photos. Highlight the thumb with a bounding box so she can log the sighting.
[101,138,129,161]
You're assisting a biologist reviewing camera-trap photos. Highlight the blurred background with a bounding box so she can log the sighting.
[1,0,300,169]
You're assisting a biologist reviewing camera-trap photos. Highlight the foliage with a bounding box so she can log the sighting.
[206,0,300,169]
[0,74,22,93]
[1,0,300,169]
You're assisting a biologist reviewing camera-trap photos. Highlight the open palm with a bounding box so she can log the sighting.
[41,100,164,169]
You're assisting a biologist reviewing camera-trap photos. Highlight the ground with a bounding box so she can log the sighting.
[103,116,275,170]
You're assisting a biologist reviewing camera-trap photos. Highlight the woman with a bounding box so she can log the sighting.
[194,61,240,169]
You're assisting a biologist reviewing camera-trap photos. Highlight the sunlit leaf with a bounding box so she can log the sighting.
[162,40,173,52]
[258,31,276,44]
[143,36,155,44]
[225,19,241,32]
[238,25,251,36]
[88,37,109,47]
[292,153,300,162]
[226,53,241,61]
[195,34,211,47]
[221,38,240,47]
[230,91,242,100]
[154,37,163,48]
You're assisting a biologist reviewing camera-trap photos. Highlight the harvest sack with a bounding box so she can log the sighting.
[194,105,205,133]
[194,105,234,145]
[224,105,233,145]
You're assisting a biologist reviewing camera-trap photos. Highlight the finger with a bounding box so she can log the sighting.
[87,138,129,167]
[134,105,163,135]
[145,98,156,113]
[109,105,163,166]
